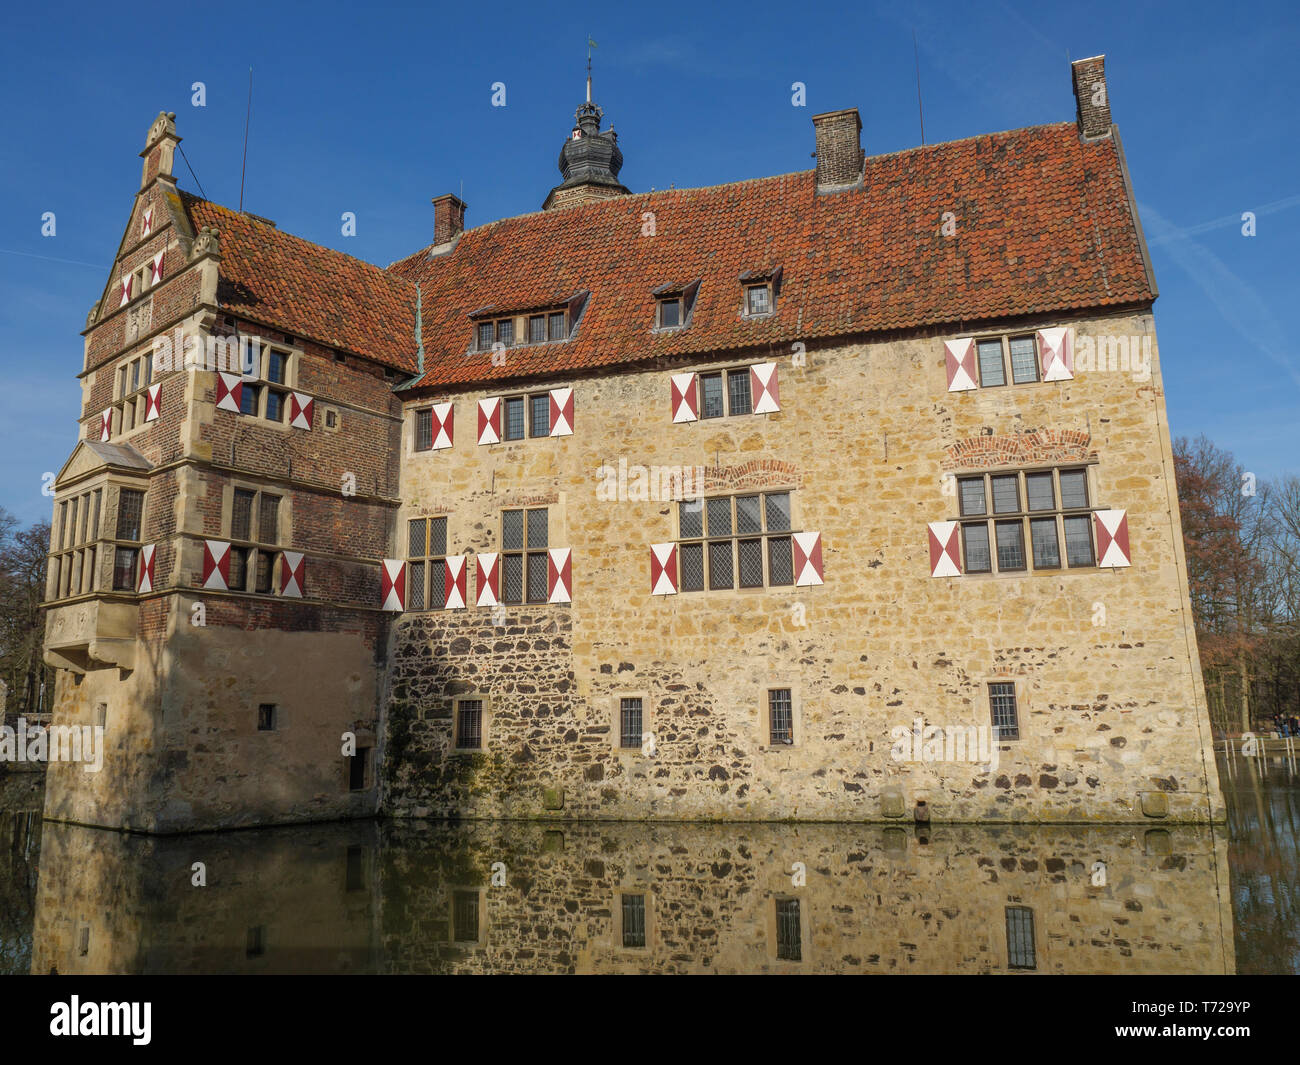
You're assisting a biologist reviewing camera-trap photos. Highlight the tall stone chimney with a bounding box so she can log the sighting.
[432,193,467,245]
[1071,55,1112,139]
[812,108,864,192]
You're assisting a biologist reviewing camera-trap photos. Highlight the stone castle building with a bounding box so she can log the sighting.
[41,57,1225,832]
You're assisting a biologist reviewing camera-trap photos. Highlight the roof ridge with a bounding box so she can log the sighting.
[385,121,1082,274]
[179,189,415,292]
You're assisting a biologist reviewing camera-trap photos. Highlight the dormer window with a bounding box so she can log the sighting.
[740,267,780,318]
[658,298,682,329]
[472,305,576,352]
[652,280,700,333]
[745,284,771,316]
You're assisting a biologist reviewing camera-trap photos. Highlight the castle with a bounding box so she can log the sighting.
[41,56,1225,832]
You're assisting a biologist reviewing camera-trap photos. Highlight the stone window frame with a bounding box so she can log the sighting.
[500,507,550,604]
[969,330,1043,389]
[674,489,800,594]
[347,744,373,791]
[954,463,1099,579]
[492,390,552,441]
[1005,904,1038,969]
[109,348,156,439]
[236,339,300,427]
[759,682,803,751]
[611,691,652,756]
[405,514,448,612]
[692,365,754,420]
[765,893,811,964]
[613,886,656,952]
[451,692,492,753]
[984,676,1025,743]
[446,885,488,945]
[48,479,114,603]
[220,481,292,596]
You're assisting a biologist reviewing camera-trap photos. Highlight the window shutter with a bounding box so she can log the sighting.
[119,276,132,308]
[443,555,467,609]
[475,552,500,607]
[549,387,574,436]
[215,372,243,413]
[477,397,501,444]
[431,401,454,449]
[138,544,155,593]
[202,540,230,590]
[944,338,977,392]
[793,532,824,585]
[650,543,678,595]
[99,408,113,441]
[144,383,162,422]
[150,251,164,285]
[671,372,698,423]
[1037,327,1074,381]
[288,392,314,430]
[280,551,305,597]
[927,521,962,577]
[140,207,153,237]
[1094,509,1131,567]
[751,362,780,413]
[381,559,406,611]
[547,548,572,604]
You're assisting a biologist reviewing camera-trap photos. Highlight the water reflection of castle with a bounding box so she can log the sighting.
[30,821,1234,974]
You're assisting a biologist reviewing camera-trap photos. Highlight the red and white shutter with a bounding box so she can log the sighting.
[150,251,164,285]
[547,548,572,604]
[144,383,162,422]
[140,207,153,237]
[1037,327,1074,381]
[443,555,467,609]
[650,543,678,596]
[215,372,243,413]
[475,552,500,607]
[671,373,698,423]
[381,559,406,611]
[927,521,962,577]
[793,532,824,586]
[477,397,501,444]
[201,541,230,590]
[280,551,305,597]
[430,401,454,449]
[99,408,113,442]
[119,276,133,308]
[288,392,313,429]
[1094,510,1131,568]
[137,544,155,593]
[751,362,780,413]
[549,387,574,436]
[944,338,977,392]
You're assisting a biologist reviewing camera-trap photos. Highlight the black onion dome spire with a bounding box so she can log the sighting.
[543,63,630,209]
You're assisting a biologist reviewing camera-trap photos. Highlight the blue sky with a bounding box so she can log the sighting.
[1,0,1296,526]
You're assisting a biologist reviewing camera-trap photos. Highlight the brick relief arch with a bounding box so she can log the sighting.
[942,429,1094,471]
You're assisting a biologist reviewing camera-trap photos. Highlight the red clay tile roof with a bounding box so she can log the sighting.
[181,193,418,370]
[179,122,1153,390]
[390,122,1154,393]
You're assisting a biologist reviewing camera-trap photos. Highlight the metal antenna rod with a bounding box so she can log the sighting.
[239,67,253,211]
[913,30,925,146]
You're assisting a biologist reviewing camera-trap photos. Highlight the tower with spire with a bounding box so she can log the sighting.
[542,42,630,210]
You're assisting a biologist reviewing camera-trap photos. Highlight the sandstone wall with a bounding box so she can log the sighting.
[386,309,1222,822]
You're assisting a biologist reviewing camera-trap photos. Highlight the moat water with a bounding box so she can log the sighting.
[0,753,1295,974]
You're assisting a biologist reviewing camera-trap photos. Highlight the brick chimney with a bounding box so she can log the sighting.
[432,194,467,245]
[1071,55,1112,139]
[812,108,864,191]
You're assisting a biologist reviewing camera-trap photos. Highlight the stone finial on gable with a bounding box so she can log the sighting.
[85,303,100,329]
[140,111,181,189]
[190,225,221,262]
